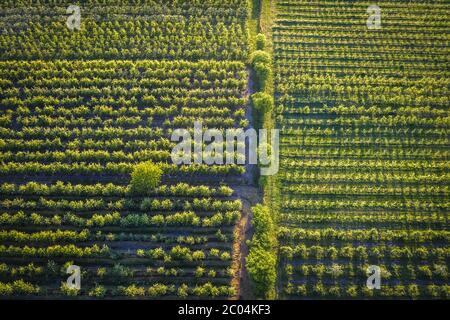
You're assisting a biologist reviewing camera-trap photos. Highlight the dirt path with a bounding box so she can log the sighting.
[233,185,261,299]
[230,66,263,299]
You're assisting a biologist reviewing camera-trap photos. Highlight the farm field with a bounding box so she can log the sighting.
[0,0,449,302]
[0,0,251,298]
[273,0,450,298]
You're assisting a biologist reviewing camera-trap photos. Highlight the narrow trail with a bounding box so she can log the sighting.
[230,67,262,300]
[233,185,262,300]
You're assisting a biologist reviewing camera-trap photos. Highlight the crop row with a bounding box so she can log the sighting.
[0,0,249,61]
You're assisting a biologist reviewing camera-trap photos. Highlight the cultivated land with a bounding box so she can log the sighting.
[0,0,252,299]
[273,0,450,299]
[0,0,449,300]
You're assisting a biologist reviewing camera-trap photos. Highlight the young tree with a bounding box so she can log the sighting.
[246,205,277,298]
[251,92,274,128]
[255,33,266,50]
[246,246,276,298]
[129,161,162,195]
[249,50,272,91]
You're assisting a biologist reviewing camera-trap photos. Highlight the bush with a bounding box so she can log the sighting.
[249,50,272,91]
[130,161,162,195]
[0,282,12,295]
[89,285,106,297]
[122,284,145,297]
[255,33,266,50]
[246,246,276,298]
[345,285,358,298]
[250,50,271,66]
[251,92,274,128]
[195,266,205,278]
[297,285,307,296]
[251,204,276,248]
[147,283,169,297]
[177,284,189,298]
[60,282,79,296]
[253,63,271,91]
[246,204,277,298]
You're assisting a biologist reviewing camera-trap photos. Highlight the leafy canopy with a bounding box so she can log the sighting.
[130,161,162,195]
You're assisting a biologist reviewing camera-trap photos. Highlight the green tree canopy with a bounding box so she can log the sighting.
[255,33,266,50]
[246,246,277,298]
[130,161,162,195]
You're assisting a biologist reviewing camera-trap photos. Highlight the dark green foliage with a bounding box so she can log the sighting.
[255,33,266,50]
[251,92,274,128]
[246,205,277,299]
[250,50,272,91]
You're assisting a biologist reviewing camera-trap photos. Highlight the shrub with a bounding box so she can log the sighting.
[313,282,326,297]
[246,204,277,299]
[97,268,106,278]
[129,161,162,195]
[253,63,271,91]
[122,284,145,297]
[297,285,307,296]
[192,250,205,260]
[249,50,272,91]
[346,285,358,298]
[329,286,341,297]
[246,246,276,298]
[208,270,216,278]
[255,33,266,50]
[250,50,271,66]
[220,252,231,261]
[60,282,79,296]
[192,282,220,297]
[147,283,169,297]
[195,266,205,278]
[251,204,276,248]
[177,284,189,298]
[251,92,274,127]
[89,285,106,297]
[0,282,13,295]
